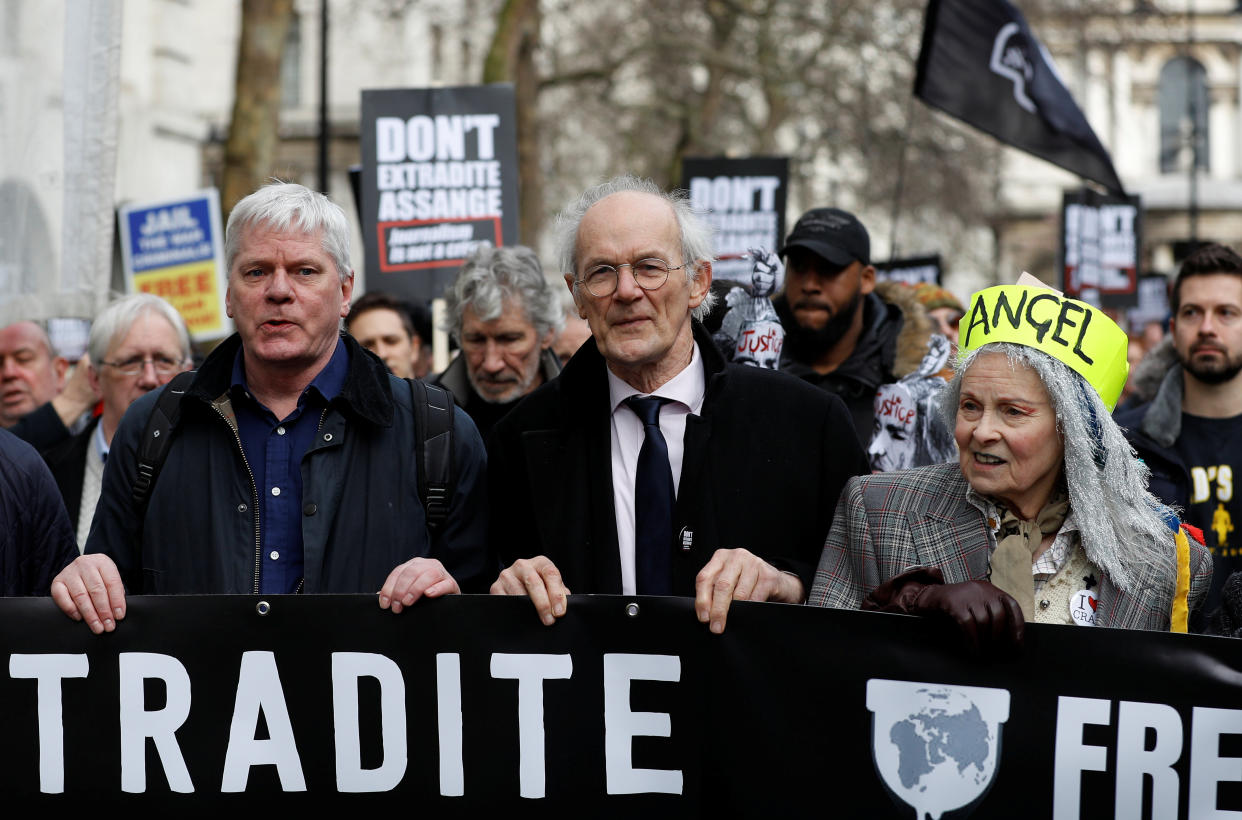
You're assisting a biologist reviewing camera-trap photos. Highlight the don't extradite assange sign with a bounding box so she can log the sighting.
[1,595,1240,815]
[360,84,519,303]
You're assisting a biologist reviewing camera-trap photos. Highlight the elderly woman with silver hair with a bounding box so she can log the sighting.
[809,284,1211,650]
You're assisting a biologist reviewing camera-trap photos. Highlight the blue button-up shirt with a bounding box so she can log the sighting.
[229,339,349,594]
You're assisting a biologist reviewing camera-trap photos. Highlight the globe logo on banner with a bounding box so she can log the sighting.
[866,679,1010,819]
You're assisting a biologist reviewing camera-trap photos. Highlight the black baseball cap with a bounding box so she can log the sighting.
[779,207,870,267]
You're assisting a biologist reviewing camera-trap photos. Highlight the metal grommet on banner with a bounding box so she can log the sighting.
[256,600,271,616]
[625,602,640,618]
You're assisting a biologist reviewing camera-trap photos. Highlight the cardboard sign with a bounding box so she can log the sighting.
[875,255,943,286]
[360,85,520,302]
[683,157,788,286]
[1061,189,1143,308]
[118,190,229,340]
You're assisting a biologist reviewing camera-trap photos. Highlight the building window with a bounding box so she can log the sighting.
[280,12,302,109]
[1159,56,1209,174]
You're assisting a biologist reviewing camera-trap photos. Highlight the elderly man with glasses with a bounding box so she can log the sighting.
[487,176,868,633]
[41,293,193,551]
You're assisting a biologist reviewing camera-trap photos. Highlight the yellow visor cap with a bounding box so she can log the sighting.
[959,285,1129,411]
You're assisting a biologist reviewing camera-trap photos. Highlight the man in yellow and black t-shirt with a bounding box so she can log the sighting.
[1117,243,1242,618]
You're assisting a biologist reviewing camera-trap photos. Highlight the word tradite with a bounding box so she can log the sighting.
[9,650,681,798]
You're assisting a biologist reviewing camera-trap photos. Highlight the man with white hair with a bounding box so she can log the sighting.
[52,182,490,633]
[42,294,193,551]
[434,243,563,438]
[488,176,867,632]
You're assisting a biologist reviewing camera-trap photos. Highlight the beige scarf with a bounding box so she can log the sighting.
[989,492,1069,619]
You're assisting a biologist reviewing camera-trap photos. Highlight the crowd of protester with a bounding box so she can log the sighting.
[3,176,1237,650]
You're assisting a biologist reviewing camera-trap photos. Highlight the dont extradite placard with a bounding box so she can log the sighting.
[360,85,520,303]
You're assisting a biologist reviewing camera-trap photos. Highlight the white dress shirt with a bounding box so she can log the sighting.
[606,343,706,595]
[76,422,109,553]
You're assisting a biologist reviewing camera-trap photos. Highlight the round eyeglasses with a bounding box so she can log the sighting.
[575,258,689,297]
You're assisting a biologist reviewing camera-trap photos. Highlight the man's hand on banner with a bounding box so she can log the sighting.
[695,548,804,635]
[490,556,571,626]
[50,554,127,634]
[378,557,460,614]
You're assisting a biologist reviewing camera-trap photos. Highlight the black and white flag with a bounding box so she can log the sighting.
[914,0,1124,195]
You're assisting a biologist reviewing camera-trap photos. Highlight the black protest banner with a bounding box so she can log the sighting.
[876,254,943,286]
[360,85,519,302]
[1128,273,1170,331]
[683,157,788,285]
[1061,188,1143,307]
[6,594,1242,816]
[914,0,1124,195]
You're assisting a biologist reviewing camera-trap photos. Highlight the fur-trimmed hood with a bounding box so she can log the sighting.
[874,279,937,380]
[1124,336,1179,409]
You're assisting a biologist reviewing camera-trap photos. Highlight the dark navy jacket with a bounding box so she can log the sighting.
[0,427,77,594]
[488,321,868,594]
[85,332,492,594]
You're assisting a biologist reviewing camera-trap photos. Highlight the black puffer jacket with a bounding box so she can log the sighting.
[85,332,492,594]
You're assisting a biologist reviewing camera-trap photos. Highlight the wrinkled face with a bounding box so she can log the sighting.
[869,382,917,472]
[0,322,64,427]
[461,300,549,403]
[927,306,964,347]
[781,248,872,334]
[226,224,353,377]
[955,352,1064,518]
[567,192,708,381]
[349,307,416,379]
[91,312,189,437]
[1171,274,1242,386]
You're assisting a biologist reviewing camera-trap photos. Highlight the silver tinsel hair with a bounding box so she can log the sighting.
[941,342,1176,595]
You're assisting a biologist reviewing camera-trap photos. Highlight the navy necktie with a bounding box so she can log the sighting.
[625,395,674,595]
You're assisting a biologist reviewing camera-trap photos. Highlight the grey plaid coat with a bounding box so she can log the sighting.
[808,462,1212,631]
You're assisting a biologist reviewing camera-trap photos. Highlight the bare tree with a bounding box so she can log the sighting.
[483,0,543,243]
[222,0,295,215]
[504,0,999,271]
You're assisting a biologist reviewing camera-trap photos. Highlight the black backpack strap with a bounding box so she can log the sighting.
[131,370,196,516]
[409,378,455,536]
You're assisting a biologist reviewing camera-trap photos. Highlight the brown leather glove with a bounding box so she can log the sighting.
[864,567,1024,654]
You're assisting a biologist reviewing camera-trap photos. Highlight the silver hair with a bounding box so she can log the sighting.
[224,182,352,282]
[941,342,1177,596]
[553,175,718,321]
[444,244,565,342]
[88,293,191,364]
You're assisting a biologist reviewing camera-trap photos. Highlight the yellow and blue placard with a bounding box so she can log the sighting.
[118,188,230,341]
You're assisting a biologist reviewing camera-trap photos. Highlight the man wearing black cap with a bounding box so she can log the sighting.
[775,208,935,444]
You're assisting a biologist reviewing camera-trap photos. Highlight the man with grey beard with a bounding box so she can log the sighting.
[1118,243,1242,618]
[433,244,563,439]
